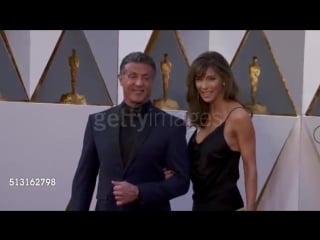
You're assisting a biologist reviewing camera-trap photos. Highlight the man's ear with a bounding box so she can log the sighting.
[118,74,123,86]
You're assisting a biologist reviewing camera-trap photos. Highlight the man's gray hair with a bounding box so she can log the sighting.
[119,52,156,75]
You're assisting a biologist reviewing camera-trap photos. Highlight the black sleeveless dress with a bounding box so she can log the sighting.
[188,108,244,211]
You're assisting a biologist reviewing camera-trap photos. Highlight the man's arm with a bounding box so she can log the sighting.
[137,120,190,205]
[68,115,99,211]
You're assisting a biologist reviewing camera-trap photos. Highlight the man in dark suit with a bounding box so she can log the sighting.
[67,51,190,211]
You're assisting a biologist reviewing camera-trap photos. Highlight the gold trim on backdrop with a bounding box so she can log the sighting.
[31,30,65,102]
[230,30,297,116]
[0,30,29,101]
[230,30,249,66]
[144,30,160,55]
[306,85,320,116]
[82,30,114,106]
[174,31,190,67]
[256,121,297,208]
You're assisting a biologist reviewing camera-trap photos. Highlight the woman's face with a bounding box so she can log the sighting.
[195,67,224,103]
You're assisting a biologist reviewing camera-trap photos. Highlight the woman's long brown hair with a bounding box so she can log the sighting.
[186,51,244,128]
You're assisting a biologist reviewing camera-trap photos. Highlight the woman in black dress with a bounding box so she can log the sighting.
[165,51,257,211]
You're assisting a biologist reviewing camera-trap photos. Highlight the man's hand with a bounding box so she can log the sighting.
[112,181,139,206]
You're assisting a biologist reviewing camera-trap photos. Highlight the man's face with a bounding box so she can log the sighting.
[119,62,155,107]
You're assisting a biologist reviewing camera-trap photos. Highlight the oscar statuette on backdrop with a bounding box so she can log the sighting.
[153,53,179,110]
[246,56,268,114]
[60,49,87,105]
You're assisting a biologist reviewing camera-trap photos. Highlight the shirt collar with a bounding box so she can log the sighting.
[120,100,152,116]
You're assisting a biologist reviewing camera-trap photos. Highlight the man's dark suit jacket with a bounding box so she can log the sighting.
[68,102,190,211]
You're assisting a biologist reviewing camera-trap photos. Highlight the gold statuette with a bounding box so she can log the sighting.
[247,56,268,114]
[153,53,179,110]
[0,92,4,101]
[60,49,87,105]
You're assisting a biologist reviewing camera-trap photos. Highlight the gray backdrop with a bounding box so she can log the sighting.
[31,30,118,106]
[147,30,209,111]
[0,34,28,101]
[231,30,296,115]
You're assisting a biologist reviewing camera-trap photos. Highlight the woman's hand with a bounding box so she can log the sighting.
[163,168,175,179]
